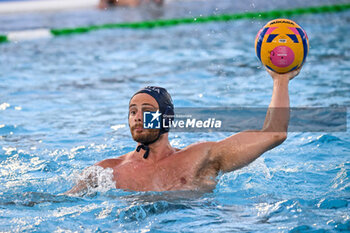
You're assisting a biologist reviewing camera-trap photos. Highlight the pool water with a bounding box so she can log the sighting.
[1,3,350,233]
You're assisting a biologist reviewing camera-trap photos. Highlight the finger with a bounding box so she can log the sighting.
[292,69,299,77]
[289,67,302,80]
[266,67,277,76]
[293,67,302,76]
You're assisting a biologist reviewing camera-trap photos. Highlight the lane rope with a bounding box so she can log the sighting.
[1,3,350,43]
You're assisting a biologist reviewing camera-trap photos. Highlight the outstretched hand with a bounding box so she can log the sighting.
[266,67,302,81]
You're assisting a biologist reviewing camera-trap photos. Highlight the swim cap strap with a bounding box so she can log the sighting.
[135,131,161,159]
[136,144,150,159]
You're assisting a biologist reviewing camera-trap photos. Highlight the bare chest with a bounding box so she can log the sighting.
[113,159,200,191]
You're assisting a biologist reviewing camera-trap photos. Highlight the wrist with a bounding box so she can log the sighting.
[273,78,289,86]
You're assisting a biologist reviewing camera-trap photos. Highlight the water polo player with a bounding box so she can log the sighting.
[64,67,301,195]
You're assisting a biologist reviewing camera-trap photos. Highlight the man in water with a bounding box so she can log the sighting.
[65,68,300,195]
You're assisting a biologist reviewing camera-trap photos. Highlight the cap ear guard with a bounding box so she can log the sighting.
[161,106,174,133]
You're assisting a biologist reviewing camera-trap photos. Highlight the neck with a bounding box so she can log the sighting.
[135,134,174,161]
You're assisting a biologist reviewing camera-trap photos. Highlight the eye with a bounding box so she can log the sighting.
[143,107,156,112]
[129,110,136,115]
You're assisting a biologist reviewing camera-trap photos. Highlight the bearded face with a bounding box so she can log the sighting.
[129,93,160,144]
[130,124,159,144]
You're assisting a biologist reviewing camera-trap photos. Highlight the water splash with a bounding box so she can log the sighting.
[68,166,116,196]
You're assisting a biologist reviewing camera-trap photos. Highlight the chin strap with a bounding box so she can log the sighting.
[136,144,150,159]
[136,131,162,159]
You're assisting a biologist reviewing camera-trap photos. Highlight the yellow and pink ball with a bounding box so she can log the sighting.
[255,19,309,74]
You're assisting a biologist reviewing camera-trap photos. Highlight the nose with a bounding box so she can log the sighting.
[134,110,142,122]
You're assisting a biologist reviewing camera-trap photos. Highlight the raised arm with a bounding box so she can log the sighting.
[208,68,301,173]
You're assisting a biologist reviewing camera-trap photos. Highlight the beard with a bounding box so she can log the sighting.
[130,124,160,144]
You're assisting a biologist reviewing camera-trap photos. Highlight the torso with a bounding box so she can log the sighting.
[96,142,220,192]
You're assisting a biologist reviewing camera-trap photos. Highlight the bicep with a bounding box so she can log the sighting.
[209,130,286,172]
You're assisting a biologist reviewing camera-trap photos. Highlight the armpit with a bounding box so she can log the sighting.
[194,158,220,182]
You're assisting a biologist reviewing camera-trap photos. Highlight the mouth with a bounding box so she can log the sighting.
[133,125,144,133]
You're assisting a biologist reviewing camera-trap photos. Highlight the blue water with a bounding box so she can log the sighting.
[1,3,350,232]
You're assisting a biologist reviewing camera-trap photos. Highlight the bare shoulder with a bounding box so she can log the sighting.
[95,152,131,169]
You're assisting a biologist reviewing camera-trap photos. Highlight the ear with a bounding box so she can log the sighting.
[162,106,174,133]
